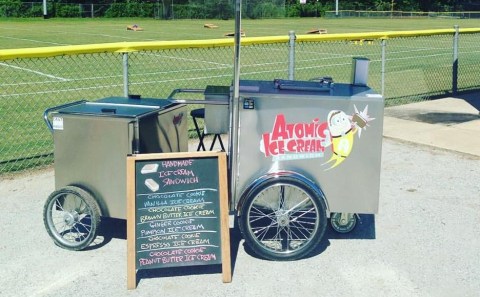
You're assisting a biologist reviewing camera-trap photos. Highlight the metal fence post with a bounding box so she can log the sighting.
[288,30,296,80]
[381,39,386,97]
[452,25,459,96]
[123,53,129,97]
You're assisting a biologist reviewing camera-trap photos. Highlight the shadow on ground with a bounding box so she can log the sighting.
[384,110,479,125]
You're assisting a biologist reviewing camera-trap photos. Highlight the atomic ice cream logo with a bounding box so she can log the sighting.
[260,105,374,169]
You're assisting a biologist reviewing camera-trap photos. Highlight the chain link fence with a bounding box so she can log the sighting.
[0,1,286,19]
[1,29,479,173]
[324,10,480,18]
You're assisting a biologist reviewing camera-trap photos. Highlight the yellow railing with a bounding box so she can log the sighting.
[2,28,480,60]
[1,28,480,173]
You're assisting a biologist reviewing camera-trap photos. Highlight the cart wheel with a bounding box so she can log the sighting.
[239,176,327,261]
[330,212,357,233]
[43,186,101,251]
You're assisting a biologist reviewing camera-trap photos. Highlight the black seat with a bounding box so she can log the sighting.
[190,108,225,151]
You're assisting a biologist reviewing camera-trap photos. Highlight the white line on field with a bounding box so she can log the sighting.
[3,65,293,98]
[387,52,449,61]
[73,32,158,41]
[0,64,233,88]
[0,83,123,97]
[0,29,160,47]
[0,35,68,46]
[0,63,69,81]
[141,52,231,67]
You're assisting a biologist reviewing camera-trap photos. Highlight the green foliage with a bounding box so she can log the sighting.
[286,2,332,18]
[284,0,473,12]
[204,0,233,20]
[0,0,478,19]
[104,1,154,17]
[0,0,21,17]
[285,4,300,17]
[24,3,43,17]
[172,5,191,19]
[56,4,81,17]
[251,2,284,19]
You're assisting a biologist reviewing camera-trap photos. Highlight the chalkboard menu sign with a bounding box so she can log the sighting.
[126,152,231,289]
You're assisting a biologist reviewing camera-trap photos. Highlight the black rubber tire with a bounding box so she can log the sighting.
[238,176,327,261]
[43,186,101,251]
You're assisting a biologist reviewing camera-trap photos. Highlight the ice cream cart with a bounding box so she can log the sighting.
[42,75,383,262]
[42,0,383,259]
[166,76,384,261]
[230,78,383,260]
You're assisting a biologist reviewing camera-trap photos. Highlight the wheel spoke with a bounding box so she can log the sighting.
[249,206,276,223]
[289,220,312,240]
[55,220,69,235]
[72,225,86,242]
[56,200,67,212]
[250,217,278,236]
[285,197,310,215]
[290,207,317,223]
[77,218,92,232]
[254,223,277,242]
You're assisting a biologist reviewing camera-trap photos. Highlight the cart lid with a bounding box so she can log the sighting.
[57,97,174,118]
[239,79,376,97]
[95,96,173,108]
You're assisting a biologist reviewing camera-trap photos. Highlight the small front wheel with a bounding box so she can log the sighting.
[239,176,327,261]
[330,212,357,233]
[43,186,101,251]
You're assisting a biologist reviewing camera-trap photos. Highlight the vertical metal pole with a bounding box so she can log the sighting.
[133,120,140,154]
[123,53,129,97]
[381,39,386,97]
[229,0,241,210]
[43,0,48,19]
[452,25,459,96]
[288,31,295,80]
[335,0,339,17]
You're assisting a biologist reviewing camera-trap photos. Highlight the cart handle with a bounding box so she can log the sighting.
[43,100,86,133]
[167,88,228,105]
[167,88,204,99]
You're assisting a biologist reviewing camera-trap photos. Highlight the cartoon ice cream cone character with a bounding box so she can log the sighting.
[324,110,356,169]
[323,105,374,170]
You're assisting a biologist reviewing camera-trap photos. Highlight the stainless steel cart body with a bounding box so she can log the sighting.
[233,80,384,215]
[48,97,187,219]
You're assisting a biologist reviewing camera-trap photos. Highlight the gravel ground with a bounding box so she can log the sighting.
[1,138,479,297]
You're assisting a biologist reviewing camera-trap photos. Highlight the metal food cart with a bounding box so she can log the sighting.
[42,0,383,259]
[43,96,187,250]
[232,78,383,260]
[43,74,383,261]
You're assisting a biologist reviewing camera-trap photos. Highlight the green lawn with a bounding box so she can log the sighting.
[1,17,479,173]
[1,17,480,49]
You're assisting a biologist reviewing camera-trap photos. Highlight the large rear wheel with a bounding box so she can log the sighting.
[239,176,327,261]
[43,186,101,251]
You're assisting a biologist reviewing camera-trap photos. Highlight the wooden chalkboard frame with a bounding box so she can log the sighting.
[126,151,231,289]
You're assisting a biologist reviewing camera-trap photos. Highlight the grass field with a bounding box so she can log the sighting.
[1,17,480,49]
[1,17,479,172]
